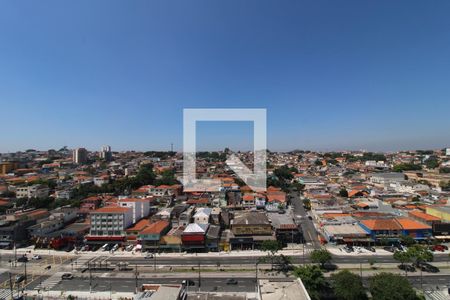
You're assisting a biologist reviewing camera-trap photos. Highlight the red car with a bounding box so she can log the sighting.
[431,245,446,252]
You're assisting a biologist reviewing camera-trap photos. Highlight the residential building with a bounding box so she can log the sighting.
[119,197,150,224]
[87,206,133,244]
[181,223,208,251]
[15,184,49,199]
[99,145,112,161]
[138,220,171,251]
[72,148,88,164]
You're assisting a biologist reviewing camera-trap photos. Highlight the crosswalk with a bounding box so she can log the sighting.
[34,271,64,291]
[0,288,12,300]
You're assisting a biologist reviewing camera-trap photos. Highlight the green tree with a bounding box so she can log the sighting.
[393,163,422,172]
[338,188,348,197]
[331,270,367,300]
[407,245,433,266]
[369,272,420,300]
[400,235,416,246]
[310,249,332,268]
[293,265,327,300]
[425,157,439,169]
[393,251,412,275]
[260,240,281,269]
[368,257,376,269]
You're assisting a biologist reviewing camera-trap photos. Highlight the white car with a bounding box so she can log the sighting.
[32,255,42,260]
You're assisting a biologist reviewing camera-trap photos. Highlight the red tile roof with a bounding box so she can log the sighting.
[94,206,130,214]
[139,220,170,235]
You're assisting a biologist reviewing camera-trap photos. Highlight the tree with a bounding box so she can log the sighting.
[293,265,327,300]
[338,188,348,197]
[407,245,433,266]
[425,156,439,169]
[369,272,420,300]
[310,249,332,268]
[393,163,422,172]
[393,251,412,275]
[261,240,281,269]
[400,235,416,247]
[331,270,367,300]
[368,257,376,269]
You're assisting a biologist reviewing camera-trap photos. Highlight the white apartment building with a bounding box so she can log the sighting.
[73,148,88,164]
[16,184,49,199]
[118,198,150,224]
[89,206,133,237]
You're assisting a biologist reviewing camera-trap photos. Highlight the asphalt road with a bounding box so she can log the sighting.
[290,191,321,249]
[51,274,450,293]
[101,251,450,267]
[52,276,257,293]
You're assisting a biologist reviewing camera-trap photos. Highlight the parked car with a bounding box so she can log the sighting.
[364,246,376,252]
[383,246,396,253]
[431,245,446,252]
[61,273,74,280]
[111,244,119,252]
[226,279,238,285]
[45,265,51,270]
[32,255,42,260]
[182,279,195,286]
[398,264,416,272]
[126,245,134,252]
[101,243,110,251]
[420,263,440,273]
[321,262,338,272]
[15,275,25,283]
[17,256,28,263]
[343,246,353,253]
[144,253,154,259]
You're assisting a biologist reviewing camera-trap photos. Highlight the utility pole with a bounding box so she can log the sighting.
[24,261,27,285]
[154,253,156,271]
[135,264,139,294]
[13,242,17,267]
[255,260,259,295]
[198,261,201,292]
[89,262,92,293]
[359,262,362,279]
[420,267,423,292]
[8,272,13,300]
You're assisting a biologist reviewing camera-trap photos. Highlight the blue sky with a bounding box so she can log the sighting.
[1,1,450,152]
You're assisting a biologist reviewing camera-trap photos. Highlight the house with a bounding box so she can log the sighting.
[181,223,209,251]
[205,225,221,252]
[179,207,194,226]
[230,211,274,250]
[138,220,171,251]
[160,225,184,253]
[126,219,151,244]
[193,208,212,224]
[268,213,302,246]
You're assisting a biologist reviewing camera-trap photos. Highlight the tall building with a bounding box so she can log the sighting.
[99,145,112,161]
[446,148,450,156]
[73,148,88,164]
[0,161,18,175]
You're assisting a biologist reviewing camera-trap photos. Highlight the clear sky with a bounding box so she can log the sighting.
[1,0,450,152]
